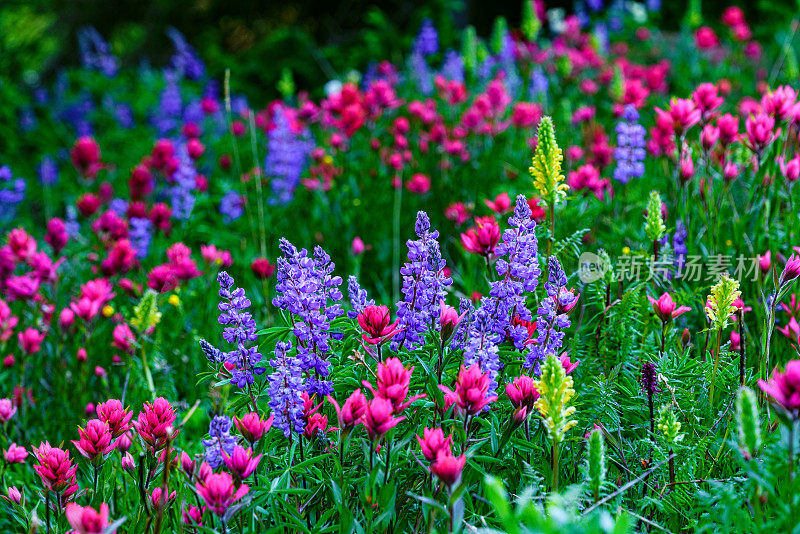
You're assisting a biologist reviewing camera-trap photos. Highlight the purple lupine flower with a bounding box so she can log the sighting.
[267,340,305,437]
[449,297,475,350]
[65,206,80,238]
[154,71,182,136]
[587,0,605,11]
[19,107,36,132]
[482,195,541,341]
[169,145,197,220]
[613,105,647,183]
[347,275,374,319]
[219,190,245,223]
[167,27,205,81]
[673,219,688,275]
[114,103,135,129]
[391,212,452,350]
[413,19,439,57]
[201,415,237,468]
[77,27,119,77]
[440,50,464,82]
[523,256,576,373]
[463,307,503,398]
[129,217,153,259]
[216,271,264,387]
[272,239,343,396]
[497,34,521,97]
[109,198,128,217]
[529,67,549,101]
[0,166,26,222]
[408,52,434,95]
[476,56,497,84]
[199,338,224,363]
[266,106,314,204]
[38,156,59,186]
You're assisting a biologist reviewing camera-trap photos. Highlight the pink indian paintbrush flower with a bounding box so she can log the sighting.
[250,257,276,279]
[357,305,401,345]
[121,452,135,473]
[7,228,36,261]
[200,244,232,268]
[150,487,177,508]
[3,443,28,463]
[647,292,691,323]
[759,251,772,274]
[196,472,250,516]
[758,360,800,418]
[133,397,178,452]
[780,254,800,285]
[484,192,512,214]
[363,357,426,413]
[460,216,500,257]
[430,450,466,489]
[0,299,18,341]
[70,137,102,179]
[439,364,498,416]
[778,317,800,343]
[0,398,17,422]
[234,412,274,444]
[328,389,368,430]
[223,445,262,480]
[32,442,79,499]
[505,375,540,423]
[95,399,133,438]
[17,327,45,355]
[112,323,136,353]
[560,352,580,374]
[439,300,466,345]
[180,451,195,477]
[72,419,115,465]
[4,487,21,504]
[362,397,405,441]
[66,502,114,534]
[417,427,454,462]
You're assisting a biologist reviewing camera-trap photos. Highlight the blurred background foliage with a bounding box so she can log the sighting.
[0,0,796,103]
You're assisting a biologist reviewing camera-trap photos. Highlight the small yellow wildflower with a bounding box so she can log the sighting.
[168,294,181,307]
[102,305,114,318]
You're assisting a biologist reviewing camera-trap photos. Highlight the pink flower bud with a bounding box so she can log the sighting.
[196,472,250,516]
[4,486,21,505]
[121,452,135,472]
[0,398,17,422]
[234,412,273,444]
[647,292,692,323]
[223,445,262,480]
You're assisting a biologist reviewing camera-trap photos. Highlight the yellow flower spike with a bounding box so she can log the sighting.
[705,274,741,330]
[532,353,578,447]
[102,305,114,318]
[530,116,568,207]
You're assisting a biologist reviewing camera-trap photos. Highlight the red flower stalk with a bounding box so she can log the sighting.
[234,412,273,445]
[758,360,800,418]
[223,445,262,480]
[363,357,426,413]
[647,292,691,323]
[95,399,133,438]
[196,472,250,516]
[328,389,368,430]
[32,442,79,500]
[362,397,405,441]
[430,450,466,490]
[416,427,453,462]
[505,375,540,423]
[65,502,114,534]
[72,419,114,464]
[460,216,500,257]
[439,364,498,416]
[357,305,401,345]
[133,397,178,452]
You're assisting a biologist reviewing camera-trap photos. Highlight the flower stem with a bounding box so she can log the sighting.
[709,328,723,405]
[552,441,560,493]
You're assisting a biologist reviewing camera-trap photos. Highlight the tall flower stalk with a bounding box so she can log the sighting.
[530,116,568,256]
[706,274,741,404]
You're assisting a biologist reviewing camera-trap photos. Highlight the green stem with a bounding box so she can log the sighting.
[140,344,156,401]
[552,441,560,493]
[709,328,723,405]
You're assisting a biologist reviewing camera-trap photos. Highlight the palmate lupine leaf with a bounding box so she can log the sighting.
[530,116,568,207]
